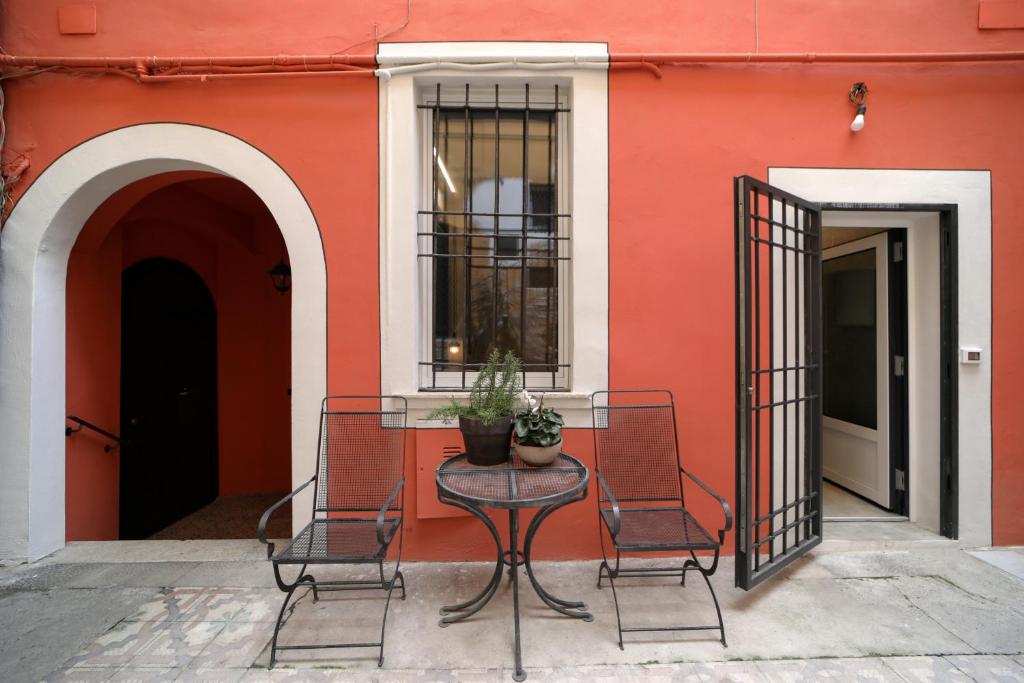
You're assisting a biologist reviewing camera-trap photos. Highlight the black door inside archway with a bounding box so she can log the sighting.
[120,258,218,539]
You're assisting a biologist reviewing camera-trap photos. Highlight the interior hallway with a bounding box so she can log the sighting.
[146,493,291,541]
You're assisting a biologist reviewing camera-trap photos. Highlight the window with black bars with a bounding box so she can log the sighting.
[418,83,570,390]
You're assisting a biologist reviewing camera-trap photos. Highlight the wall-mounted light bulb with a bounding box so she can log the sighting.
[848,82,868,133]
[850,103,867,132]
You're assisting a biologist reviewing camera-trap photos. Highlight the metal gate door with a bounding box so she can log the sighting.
[734,176,823,589]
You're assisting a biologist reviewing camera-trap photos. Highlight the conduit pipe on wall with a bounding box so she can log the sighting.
[0,53,379,82]
[137,69,374,83]
[610,51,1024,64]
[2,50,1024,83]
[0,54,377,68]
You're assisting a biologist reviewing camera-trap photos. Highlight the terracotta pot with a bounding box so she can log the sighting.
[459,415,513,466]
[514,439,561,467]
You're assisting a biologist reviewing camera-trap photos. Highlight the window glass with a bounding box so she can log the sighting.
[823,248,877,428]
[426,102,562,386]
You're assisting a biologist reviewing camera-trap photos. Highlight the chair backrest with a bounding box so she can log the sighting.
[313,395,407,513]
[591,390,683,504]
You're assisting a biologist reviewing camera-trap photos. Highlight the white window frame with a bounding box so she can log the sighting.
[416,83,571,391]
[378,42,608,427]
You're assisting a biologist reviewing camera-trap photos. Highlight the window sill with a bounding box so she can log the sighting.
[404,391,597,429]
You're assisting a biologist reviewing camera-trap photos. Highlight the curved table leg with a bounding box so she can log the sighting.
[437,496,505,626]
[523,496,593,621]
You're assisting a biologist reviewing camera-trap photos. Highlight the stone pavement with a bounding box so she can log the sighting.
[1,534,1022,682]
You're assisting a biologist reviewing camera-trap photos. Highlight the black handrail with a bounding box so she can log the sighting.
[65,415,123,453]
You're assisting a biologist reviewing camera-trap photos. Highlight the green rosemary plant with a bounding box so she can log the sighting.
[427,349,523,425]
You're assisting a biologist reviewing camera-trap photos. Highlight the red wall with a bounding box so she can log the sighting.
[65,174,291,540]
[7,0,1023,550]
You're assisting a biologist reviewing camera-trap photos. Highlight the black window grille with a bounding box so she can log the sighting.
[418,83,570,390]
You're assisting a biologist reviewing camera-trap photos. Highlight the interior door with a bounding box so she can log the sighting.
[822,234,890,509]
[735,176,823,590]
[120,258,218,540]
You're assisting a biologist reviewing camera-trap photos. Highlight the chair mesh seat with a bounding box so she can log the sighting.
[274,518,399,564]
[602,508,719,551]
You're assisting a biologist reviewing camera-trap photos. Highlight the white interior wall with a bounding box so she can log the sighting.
[907,215,942,532]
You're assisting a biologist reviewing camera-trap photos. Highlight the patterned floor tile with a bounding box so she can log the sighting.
[192,620,273,669]
[128,621,226,668]
[688,661,770,682]
[173,669,247,683]
[883,656,973,681]
[63,619,166,669]
[527,663,689,682]
[229,592,282,623]
[125,589,250,624]
[238,670,341,682]
[944,655,1024,682]
[44,669,119,683]
[757,657,902,682]
[107,668,180,682]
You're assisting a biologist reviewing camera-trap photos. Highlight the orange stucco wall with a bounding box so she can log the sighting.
[65,174,291,540]
[6,1,1024,551]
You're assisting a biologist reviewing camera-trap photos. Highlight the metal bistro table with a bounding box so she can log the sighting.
[436,452,591,681]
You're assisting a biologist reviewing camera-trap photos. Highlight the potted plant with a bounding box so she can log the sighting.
[513,391,564,467]
[428,350,522,466]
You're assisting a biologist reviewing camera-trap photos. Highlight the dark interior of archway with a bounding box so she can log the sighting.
[66,173,292,542]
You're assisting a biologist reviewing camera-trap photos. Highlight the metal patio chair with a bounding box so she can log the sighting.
[257,395,407,668]
[591,389,732,648]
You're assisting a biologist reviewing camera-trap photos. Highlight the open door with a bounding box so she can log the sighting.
[822,233,890,510]
[734,176,823,589]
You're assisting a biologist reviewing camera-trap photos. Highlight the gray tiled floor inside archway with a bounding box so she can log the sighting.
[2,534,1023,682]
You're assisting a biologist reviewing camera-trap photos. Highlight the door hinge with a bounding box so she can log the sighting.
[894,355,906,377]
[893,241,904,262]
[895,468,906,492]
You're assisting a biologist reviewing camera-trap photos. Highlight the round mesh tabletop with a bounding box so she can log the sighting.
[437,452,589,509]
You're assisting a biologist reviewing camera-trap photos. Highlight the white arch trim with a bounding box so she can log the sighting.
[0,123,327,560]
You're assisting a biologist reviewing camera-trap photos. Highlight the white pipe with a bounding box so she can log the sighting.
[377,53,608,66]
[375,59,609,80]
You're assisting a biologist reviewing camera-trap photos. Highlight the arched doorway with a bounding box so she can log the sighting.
[65,173,296,541]
[120,258,218,540]
[0,124,326,560]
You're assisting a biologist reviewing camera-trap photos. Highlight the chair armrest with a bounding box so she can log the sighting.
[680,467,734,539]
[377,478,405,546]
[596,472,621,538]
[257,475,315,558]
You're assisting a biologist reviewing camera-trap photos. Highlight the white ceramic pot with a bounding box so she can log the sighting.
[515,440,561,467]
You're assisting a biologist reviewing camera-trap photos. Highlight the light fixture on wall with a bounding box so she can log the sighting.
[268,259,291,293]
[849,82,868,132]
[268,239,291,294]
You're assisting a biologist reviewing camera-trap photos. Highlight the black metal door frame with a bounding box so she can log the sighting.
[819,203,959,538]
[735,176,824,590]
[887,229,910,516]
